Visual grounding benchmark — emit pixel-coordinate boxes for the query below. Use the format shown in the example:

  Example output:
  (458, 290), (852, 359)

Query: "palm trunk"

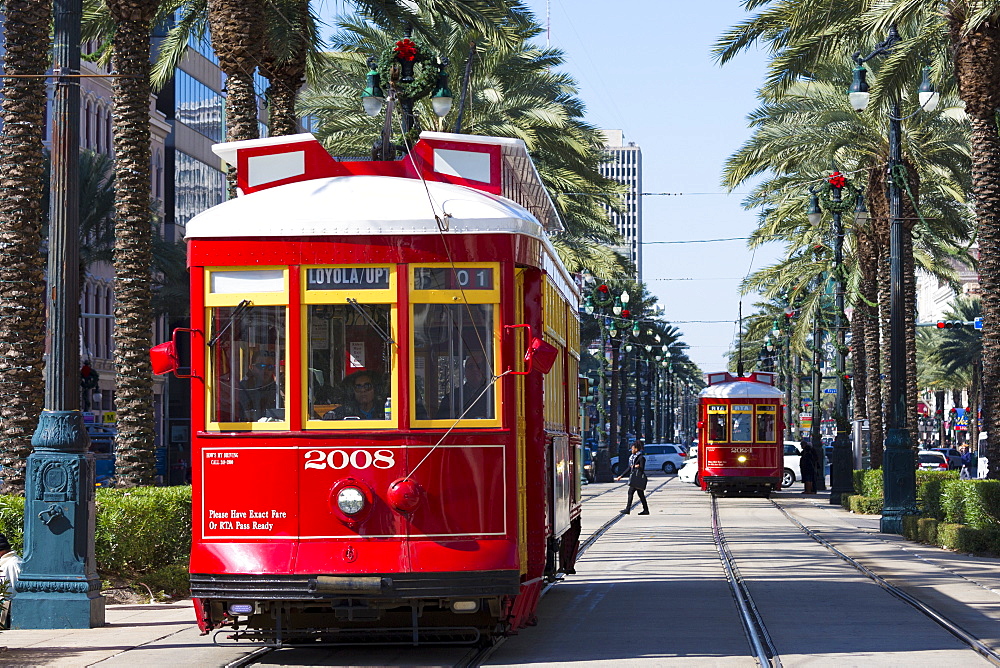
(208, 0), (265, 195)
(850, 309), (867, 419)
(0, 0), (52, 494)
(952, 10), (1000, 477)
(260, 0), (308, 137)
(110, 11), (158, 485)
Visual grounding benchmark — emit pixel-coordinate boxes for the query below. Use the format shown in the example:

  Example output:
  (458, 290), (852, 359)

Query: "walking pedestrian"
(960, 445), (977, 480)
(615, 441), (649, 515)
(0, 533), (22, 628)
(799, 443), (817, 494)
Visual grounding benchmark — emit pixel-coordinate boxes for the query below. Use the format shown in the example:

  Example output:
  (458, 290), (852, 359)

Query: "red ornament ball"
(621, 309), (631, 318)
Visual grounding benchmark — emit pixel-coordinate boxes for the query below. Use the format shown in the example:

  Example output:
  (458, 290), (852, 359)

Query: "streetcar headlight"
(337, 487), (366, 515)
(451, 600), (479, 613)
(737, 455), (747, 463)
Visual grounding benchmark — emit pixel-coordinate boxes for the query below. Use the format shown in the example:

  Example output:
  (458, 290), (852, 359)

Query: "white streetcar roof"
(185, 175), (546, 240)
(700, 381), (785, 400)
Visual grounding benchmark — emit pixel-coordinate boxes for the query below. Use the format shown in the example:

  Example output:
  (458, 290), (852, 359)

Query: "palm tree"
(715, 0), (1000, 474)
(105, 0), (161, 486)
(922, 296), (984, 442)
(722, 64), (971, 467)
(0, 0), (52, 494)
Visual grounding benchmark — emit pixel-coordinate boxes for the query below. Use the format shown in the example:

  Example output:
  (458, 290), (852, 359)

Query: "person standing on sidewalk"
(0, 533), (22, 628)
(960, 445), (977, 480)
(616, 441), (649, 515)
(799, 443), (817, 494)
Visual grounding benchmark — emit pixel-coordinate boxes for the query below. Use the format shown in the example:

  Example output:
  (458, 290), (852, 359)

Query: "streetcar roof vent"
(209, 132), (562, 234)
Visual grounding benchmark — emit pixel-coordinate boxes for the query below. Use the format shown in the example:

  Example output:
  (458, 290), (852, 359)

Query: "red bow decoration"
(597, 284), (609, 293)
(394, 39), (419, 62)
(828, 171), (846, 188)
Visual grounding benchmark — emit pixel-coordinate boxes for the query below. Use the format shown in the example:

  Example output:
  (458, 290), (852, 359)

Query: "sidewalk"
(4, 477), (1000, 666)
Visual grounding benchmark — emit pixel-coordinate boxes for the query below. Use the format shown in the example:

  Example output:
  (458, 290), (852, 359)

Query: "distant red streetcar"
(152, 132), (584, 645)
(696, 371), (785, 496)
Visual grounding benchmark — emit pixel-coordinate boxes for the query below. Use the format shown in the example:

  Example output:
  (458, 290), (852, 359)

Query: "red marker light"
(936, 322), (946, 329)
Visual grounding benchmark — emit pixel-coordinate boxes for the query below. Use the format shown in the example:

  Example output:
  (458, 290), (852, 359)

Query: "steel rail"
(771, 499), (1000, 667)
(228, 477), (674, 666)
(712, 497), (782, 668)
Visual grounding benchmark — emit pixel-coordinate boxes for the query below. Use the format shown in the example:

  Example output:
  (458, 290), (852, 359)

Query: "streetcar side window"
(731, 405), (753, 443)
(307, 304), (392, 422)
(409, 263), (500, 427)
(209, 305), (287, 426)
(413, 304), (495, 421)
(756, 406), (777, 442)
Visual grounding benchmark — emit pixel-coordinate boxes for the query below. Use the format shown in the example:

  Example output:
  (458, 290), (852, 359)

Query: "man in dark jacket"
(800, 443), (817, 494)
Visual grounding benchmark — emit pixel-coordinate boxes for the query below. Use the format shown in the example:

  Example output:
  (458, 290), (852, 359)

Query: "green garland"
(377, 38), (438, 101)
(814, 181), (861, 215)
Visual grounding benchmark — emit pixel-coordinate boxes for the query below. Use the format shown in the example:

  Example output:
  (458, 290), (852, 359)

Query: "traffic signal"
(936, 320), (969, 329)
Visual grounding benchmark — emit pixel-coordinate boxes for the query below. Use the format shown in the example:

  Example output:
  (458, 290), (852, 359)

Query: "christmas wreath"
(377, 37), (438, 101)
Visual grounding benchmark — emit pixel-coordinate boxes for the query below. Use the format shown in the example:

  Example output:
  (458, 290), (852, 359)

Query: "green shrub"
(137, 563), (191, 600)
(0, 495), (25, 551)
(902, 514), (919, 540)
(855, 470), (883, 498)
(917, 517), (939, 544)
(959, 481), (1000, 530)
(95, 486), (192, 573)
(841, 491), (852, 510)
(849, 495), (883, 514)
(852, 470), (866, 496)
(0, 486), (191, 578)
(915, 470), (958, 520)
(941, 480), (966, 524)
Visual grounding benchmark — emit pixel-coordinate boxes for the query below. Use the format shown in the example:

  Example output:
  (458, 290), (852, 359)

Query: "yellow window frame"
(205, 266), (289, 307)
(409, 262), (500, 304)
(302, 312), (400, 430)
(755, 405), (778, 443)
(302, 264), (396, 304)
(204, 267), (290, 431)
(409, 263), (502, 428)
(707, 404), (728, 443)
(730, 404), (754, 443)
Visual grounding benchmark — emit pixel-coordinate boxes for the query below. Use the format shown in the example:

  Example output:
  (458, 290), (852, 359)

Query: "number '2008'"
(303, 449), (395, 470)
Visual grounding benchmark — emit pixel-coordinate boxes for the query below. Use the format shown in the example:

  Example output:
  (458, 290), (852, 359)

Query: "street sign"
(975, 317), (984, 330)
(102, 411), (117, 424)
(823, 388), (837, 393)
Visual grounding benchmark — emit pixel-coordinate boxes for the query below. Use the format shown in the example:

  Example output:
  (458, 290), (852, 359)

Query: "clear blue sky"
(312, 0), (781, 373)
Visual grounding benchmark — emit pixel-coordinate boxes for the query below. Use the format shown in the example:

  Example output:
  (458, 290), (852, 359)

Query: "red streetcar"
(152, 131), (584, 645)
(696, 371), (785, 496)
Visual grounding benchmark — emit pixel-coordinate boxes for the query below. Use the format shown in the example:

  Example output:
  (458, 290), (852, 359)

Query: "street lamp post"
(17, 0), (105, 628)
(849, 26), (938, 532)
(808, 172), (859, 504)
(362, 33), (452, 160)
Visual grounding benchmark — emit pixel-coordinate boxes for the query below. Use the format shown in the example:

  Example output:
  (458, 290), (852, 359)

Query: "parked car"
(781, 442), (802, 488)
(678, 455), (699, 484)
(930, 447), (962, 470)
(917, 450), (950, 471)
(611, 443), (686, 475)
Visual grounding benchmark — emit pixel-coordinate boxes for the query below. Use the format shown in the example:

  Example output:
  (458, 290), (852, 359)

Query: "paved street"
(4, 476), (1000, 666)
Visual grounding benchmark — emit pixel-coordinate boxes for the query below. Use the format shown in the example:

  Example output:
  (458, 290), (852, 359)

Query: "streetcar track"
(711, 496), (781, 668)
(230, 478), (671, 667)
(770, 498), (1000, 666)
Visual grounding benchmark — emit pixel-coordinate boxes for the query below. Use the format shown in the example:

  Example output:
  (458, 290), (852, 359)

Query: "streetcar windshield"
(307, 304), (392, 422)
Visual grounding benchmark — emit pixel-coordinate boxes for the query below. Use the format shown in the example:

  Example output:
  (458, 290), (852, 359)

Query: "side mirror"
(150, 328), (196, 378)
(504, 324), (560, 375)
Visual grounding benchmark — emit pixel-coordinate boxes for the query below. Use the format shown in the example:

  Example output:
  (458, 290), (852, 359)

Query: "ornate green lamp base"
(880, 427), (918, 535)
(12, 411), (105, 629)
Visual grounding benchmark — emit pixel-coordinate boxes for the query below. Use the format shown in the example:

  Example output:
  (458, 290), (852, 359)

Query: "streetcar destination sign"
(306, 266), (390, 290)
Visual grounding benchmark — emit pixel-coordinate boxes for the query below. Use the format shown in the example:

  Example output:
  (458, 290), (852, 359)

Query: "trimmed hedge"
(843, 471), (1000, 556)
(0, 486), (191, 576)
(848, 495), (883, 514)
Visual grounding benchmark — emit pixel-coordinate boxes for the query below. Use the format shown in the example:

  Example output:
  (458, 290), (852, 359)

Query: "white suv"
(782, 442), (803, 487)
(611, 443), (687, 475)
